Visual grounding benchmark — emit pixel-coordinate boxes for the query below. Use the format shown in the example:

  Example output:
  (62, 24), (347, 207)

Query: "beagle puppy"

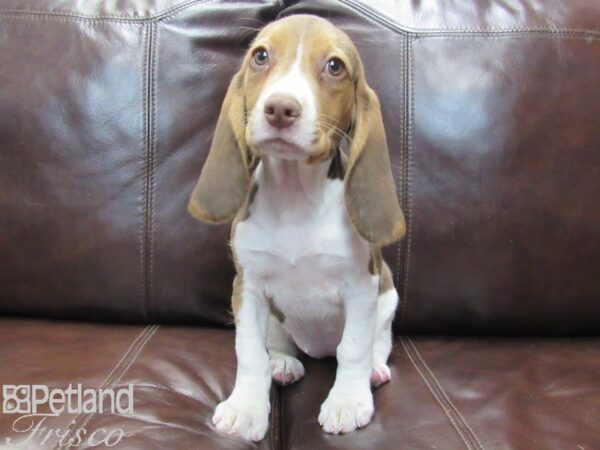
(188, 15), (405, 441)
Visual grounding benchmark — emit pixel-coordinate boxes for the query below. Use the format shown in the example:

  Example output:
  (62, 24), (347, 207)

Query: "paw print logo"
(2, 385), (31, 414)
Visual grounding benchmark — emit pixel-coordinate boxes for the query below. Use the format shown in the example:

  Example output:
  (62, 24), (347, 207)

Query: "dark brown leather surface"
(402, 31), (600, 336)
(149, 0), (280, 326)
(283, 336), (600, 450)
(0, 0), (280, 326)
(281, 0), (600, 335)
(328, 0), (600, 32)
(0, 318), (273, 449)
(4, 318), (596, 449)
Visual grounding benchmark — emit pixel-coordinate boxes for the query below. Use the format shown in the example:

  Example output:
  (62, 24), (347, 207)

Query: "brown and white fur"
(188, 15), (405, 442)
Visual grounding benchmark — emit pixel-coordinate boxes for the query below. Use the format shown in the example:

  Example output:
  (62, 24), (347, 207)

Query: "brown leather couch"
(1, 1), (598, 449)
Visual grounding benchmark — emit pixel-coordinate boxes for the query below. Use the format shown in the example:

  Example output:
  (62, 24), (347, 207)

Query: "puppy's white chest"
(235, 178), (356, 285)
(233, 175), (367, 357)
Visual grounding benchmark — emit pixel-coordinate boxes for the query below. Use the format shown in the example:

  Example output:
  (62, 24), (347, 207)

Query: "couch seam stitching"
(54, 326), (148, 450)
(400, 337), (472, 450)
(281, 384), (286, 450)
(413, 33), (600, 41)
(142, 22), (152, 321)
(140, 21), (157, 322)
(339, 0), (600, 37)
(0, 0), (214, 22)
(148, 21), (158, 321)
(413, 30), (600, 37)
(394, 33), (406, 303)
(139, 24), (149, 321)
(66, 325), (160, 449)
(270, 387), (276, 450)
(0, 15), (140, 24)
(408, 338), (485, 450)
(53, 325), (158, 450)
(272, 384), (286, 450)
(399, 37), (413, 331)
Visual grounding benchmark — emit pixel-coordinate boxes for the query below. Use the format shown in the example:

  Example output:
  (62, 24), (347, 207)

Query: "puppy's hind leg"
(267, 314), (305, 386)
(371, 287), (398, 388)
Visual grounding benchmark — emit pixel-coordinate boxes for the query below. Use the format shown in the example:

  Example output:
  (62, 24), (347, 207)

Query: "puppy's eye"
(325, 58), (345, 77)
(252, 48), (269, 67)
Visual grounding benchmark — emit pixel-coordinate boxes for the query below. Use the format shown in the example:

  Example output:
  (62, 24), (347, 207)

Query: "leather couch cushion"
(282, 336), (600, 449)
(0, 318), (272, 450)
(1, 319), (599, 448)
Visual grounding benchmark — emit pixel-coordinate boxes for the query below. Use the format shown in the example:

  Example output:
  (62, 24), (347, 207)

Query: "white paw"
(212, 395), (270, 442)
(318, 386), (374, 434)
(370, 362), (391, 388)
(270, 353), (305, 386)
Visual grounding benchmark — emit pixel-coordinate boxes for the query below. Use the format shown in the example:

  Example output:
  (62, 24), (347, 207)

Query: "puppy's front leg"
(319, 276), (378, 434)
(212, 282), (271, 442)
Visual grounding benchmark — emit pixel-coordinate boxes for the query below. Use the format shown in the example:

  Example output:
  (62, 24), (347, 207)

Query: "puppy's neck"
(262, 155), (331, 201)
(258, 154), (336, 221)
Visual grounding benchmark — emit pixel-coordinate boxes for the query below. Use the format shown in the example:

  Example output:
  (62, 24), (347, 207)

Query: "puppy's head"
(189, 15), (405, 246)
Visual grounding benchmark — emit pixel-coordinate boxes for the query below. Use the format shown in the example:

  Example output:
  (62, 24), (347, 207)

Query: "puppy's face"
(243, 15), (358, 162)
(189, 14), (405, 246)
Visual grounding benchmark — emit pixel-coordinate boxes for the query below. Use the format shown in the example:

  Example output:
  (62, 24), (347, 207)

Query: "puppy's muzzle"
(264, 94), (302, 129)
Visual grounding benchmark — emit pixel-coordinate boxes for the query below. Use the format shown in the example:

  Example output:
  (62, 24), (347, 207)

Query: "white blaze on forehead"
(252, 33), (317, 151)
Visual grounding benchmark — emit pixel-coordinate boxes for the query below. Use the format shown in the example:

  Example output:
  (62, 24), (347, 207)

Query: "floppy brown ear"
(188, 70), (250, 224)
(344, 74), (405, 246)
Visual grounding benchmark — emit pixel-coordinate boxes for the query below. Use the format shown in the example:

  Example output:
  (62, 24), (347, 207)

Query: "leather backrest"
(291, 0), (599, 335)
(1, 0), (598, 334)
(0, 0), (280, 325)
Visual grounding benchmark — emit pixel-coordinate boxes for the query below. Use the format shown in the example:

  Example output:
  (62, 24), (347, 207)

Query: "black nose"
(264, 94), (302, 129)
